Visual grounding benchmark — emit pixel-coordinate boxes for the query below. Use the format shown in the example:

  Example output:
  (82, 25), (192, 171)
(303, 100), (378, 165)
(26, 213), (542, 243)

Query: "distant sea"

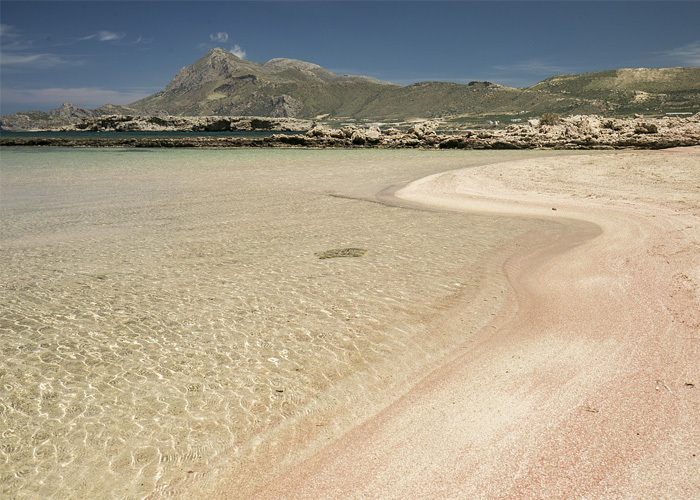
(0, 130), (298, 139)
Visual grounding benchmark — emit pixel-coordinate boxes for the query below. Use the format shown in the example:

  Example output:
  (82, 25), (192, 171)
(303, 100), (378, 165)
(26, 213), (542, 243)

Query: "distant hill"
(525, 67), (700, 116)
(130, 48), (396, 118)
(2, 48), (699, 130)
(130, 50), (700, 119)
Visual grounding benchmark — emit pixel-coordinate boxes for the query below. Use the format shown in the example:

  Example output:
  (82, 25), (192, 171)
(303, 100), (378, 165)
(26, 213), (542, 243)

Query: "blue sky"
(1, 1), (699, 114)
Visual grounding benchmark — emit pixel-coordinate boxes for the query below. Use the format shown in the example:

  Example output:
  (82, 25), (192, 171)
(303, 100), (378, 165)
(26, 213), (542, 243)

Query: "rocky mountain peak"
(264, 58), (324, 71)
(49, 102), (92, 119)
(117, 50), (700, 121)
(164, 48), (257, 93)
(201, 47), (248, 72)
(207, 47), (244, 63)
(262, 57), (346, 83)
(209, 47), (229, 55)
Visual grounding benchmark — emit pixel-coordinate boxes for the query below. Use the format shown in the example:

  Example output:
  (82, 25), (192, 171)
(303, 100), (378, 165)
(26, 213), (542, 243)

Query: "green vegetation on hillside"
(131, 51), (700, 121)
(2, 49), (699, 130)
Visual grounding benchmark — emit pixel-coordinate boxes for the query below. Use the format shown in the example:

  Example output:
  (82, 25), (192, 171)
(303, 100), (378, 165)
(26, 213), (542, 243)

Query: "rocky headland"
(64, 114), (314, 132)
(300, 114), (700, 149)
(2, 113), (699, 150)
(0, 111), (313, 133)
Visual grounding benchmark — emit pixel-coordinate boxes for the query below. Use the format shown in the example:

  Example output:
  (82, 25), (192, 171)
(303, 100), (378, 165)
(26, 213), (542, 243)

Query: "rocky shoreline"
(0, 106), (315, 132)
(2, 114), (699, 150)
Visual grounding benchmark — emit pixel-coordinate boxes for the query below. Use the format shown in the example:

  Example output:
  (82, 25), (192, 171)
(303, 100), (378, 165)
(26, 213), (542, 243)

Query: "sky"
(1, 0), (699, 114)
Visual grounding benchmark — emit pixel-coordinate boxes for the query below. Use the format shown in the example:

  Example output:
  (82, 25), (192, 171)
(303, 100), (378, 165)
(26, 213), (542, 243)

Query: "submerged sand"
(1, 149), (575, 499)
(244, 147), (700, 499)
(2, 147), (698, 499)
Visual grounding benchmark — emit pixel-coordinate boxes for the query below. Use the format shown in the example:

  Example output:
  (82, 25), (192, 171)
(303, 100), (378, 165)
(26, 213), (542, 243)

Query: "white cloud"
(79, 30), (125, 42)
(210, 32), (229, 43)
(0, 24), (33, 51)
(662, 41), (700, 66)
(0, 53), (78, 69)
(230, 44), (246, 59)
(0, 25), (74, 69)
(201, 33), (245, 58)
(130, 36), (151, 45)
(2, 87), (154, 109)
(0, 23), (19, 38)
(97, 30), (124, 42)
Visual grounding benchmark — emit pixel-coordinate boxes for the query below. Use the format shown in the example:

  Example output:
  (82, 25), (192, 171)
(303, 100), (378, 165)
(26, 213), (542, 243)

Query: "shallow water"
(1, 148), (567, 499)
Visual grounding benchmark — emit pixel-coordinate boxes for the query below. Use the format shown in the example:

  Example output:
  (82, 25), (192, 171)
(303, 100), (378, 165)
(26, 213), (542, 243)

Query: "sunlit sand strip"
(247, 147), (700, 499)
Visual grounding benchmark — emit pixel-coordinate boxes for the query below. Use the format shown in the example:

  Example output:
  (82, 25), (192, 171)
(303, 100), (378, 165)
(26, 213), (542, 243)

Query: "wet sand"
(2, 148), (580, 499)
(4, 147), (697, 499)
(244, 147), (700, 499)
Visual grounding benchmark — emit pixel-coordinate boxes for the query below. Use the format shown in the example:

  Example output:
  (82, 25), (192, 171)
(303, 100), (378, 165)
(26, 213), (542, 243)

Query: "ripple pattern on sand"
(1, 148), (556, 499)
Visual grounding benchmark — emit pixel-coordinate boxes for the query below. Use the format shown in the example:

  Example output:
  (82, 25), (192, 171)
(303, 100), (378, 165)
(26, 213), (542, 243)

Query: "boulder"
(365, 126), (382, 143)
(408, 120), (439, 139)
(306, 124), (333, 137)
(634, 122), (659, 134)
(350, 130), (366, 145)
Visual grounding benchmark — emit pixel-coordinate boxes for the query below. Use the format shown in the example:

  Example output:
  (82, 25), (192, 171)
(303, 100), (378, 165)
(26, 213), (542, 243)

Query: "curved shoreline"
(245, 148), (700, 498)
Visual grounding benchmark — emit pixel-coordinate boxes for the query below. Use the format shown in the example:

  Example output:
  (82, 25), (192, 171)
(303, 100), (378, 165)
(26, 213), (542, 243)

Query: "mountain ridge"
(129, 49), (700, 119)
(2, 48), (699, 130)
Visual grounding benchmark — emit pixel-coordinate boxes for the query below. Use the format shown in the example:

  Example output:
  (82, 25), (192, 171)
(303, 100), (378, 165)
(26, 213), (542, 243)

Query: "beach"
(2, 147), (698, 499)
(244, 147), (700, 499)
(0, 148), (568, 498)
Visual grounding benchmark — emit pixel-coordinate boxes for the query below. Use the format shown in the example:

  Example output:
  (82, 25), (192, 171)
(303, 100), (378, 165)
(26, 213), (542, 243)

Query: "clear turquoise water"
(0, 130), (296, 139)
(1, 147), (563, 498)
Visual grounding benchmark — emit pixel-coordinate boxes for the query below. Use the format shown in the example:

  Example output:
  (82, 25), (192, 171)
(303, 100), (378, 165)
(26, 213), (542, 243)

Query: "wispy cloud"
(0, 23), (32, 51)
(230, 44), (246, 59)
(1, 24), (77, 69)
(1, 24), (148, 72)
(199, 32), (247, 59)
(661, 40), (700, 66)
(2, 87), (154, 109)
(79, 30), (126, 42)
(210, 32), (229, 43)
(0, 23), (20, 38)
(130, 35), (152, 46)
(0, 53), (80, 69)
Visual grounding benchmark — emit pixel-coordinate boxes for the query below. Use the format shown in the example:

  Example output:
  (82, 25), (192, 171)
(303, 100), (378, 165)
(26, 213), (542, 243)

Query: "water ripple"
(1, 148), (555, 499)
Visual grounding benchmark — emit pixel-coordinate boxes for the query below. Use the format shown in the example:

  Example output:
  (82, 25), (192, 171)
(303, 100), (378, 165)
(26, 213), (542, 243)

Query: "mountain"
(130, 49), (538, 120)
(2, 49), (699, 130)
(130, 48), (395, 118)
(525, 67), (700, 115)
(129, 49), (700, 120)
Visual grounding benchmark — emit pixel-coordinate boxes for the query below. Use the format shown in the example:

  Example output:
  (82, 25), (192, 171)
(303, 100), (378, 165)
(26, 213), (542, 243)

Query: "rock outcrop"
(62, 114), (313, 132)
(49, 103), (93, 120)
(3, 114), (698, 150)
(297, 114), (700, 150)
(0, 102), (138, 131)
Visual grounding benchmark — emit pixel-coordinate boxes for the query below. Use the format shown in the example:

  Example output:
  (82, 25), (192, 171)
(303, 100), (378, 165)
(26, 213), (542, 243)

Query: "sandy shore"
(4, 148), (697, 498)
(244, 147), (700, 499)
(2, 149), (572, 499)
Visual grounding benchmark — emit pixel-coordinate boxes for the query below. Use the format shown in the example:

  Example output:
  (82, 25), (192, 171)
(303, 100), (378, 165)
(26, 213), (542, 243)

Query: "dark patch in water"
(315, 248), (367, 259)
